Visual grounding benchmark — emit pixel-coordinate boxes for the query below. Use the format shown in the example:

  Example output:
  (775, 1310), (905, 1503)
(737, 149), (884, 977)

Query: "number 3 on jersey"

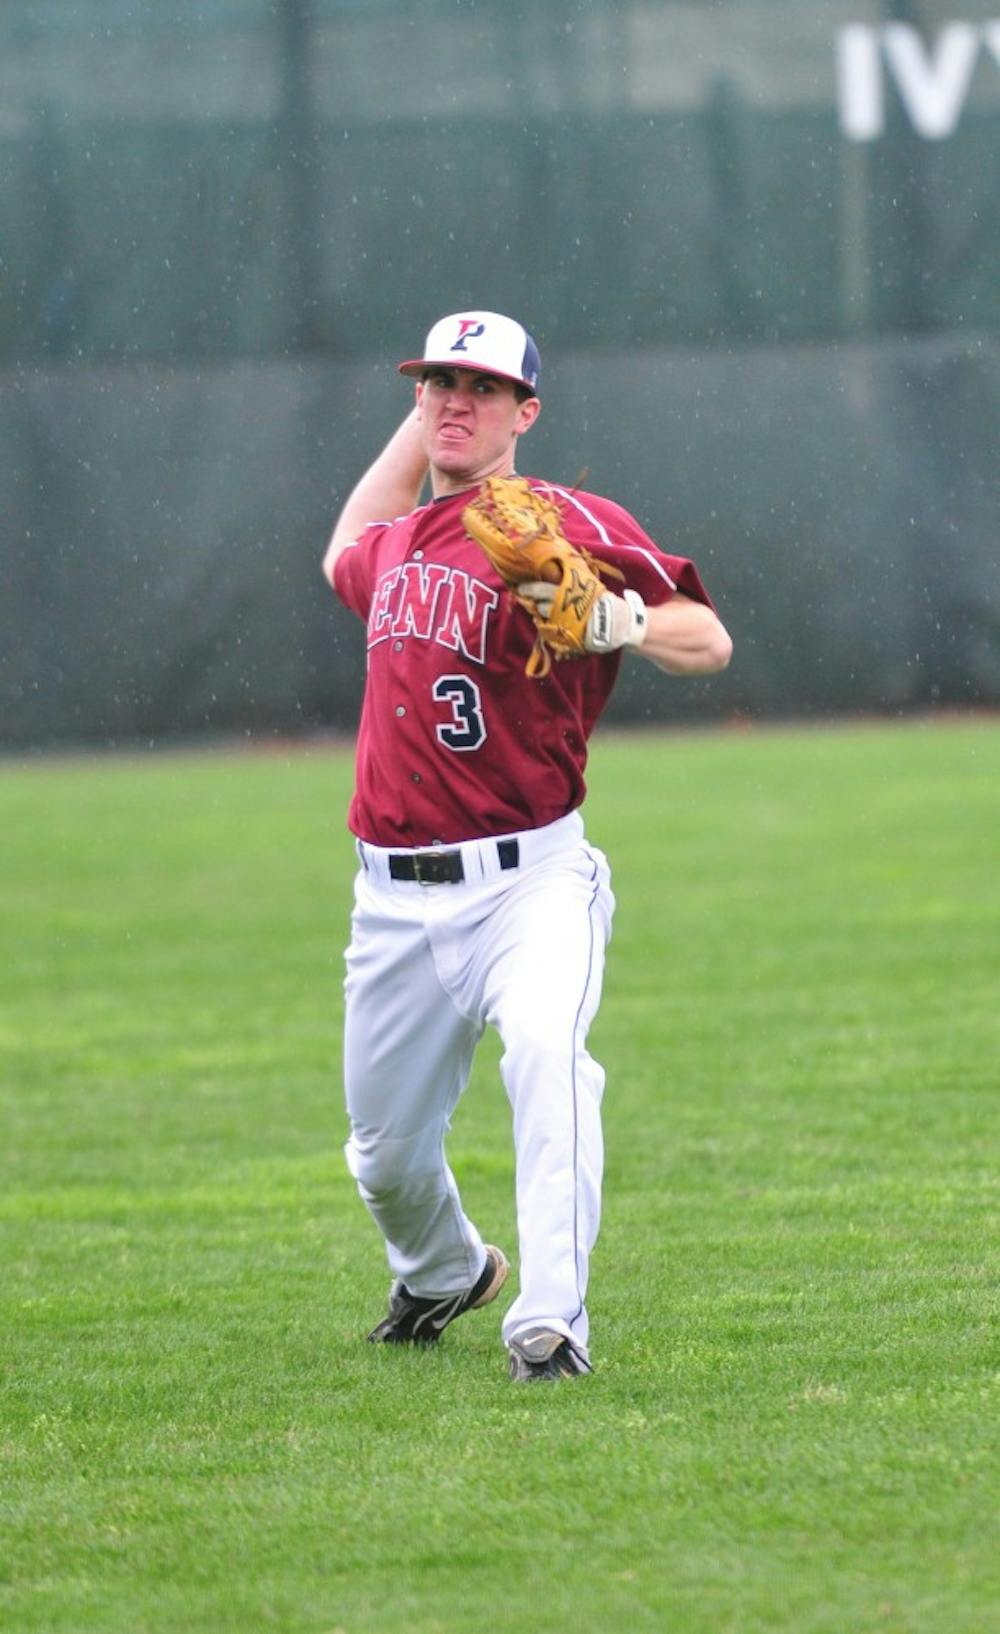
(432, 675), (487, 752)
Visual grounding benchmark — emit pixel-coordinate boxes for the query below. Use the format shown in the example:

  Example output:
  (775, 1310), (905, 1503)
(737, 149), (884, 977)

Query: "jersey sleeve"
(538, 484), (716, 611)
(331, 521), (388, 621)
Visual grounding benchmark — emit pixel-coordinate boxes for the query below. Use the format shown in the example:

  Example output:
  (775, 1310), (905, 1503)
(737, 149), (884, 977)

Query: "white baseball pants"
(342, 810), (614, 1358)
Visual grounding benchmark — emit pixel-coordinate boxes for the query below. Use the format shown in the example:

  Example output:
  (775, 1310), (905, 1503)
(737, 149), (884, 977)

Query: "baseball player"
(323, 311), (731, 1382)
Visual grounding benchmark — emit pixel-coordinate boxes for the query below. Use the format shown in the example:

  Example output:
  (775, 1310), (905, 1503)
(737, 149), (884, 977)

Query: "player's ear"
(414, 381), (425, 415)
(515, 396), (541, 435)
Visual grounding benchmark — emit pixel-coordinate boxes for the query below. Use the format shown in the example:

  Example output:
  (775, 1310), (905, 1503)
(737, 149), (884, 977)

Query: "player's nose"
(443, 377), (475, 410)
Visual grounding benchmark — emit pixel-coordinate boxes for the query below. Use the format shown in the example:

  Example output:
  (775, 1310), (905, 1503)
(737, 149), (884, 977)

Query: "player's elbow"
(703, 622), (733, 673)
(647, 600), (733, 675)
(665, 618), (732, 675)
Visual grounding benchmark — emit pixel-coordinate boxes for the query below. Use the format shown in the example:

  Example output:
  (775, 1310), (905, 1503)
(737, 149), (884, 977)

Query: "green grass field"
(2, 719), (997, 1634)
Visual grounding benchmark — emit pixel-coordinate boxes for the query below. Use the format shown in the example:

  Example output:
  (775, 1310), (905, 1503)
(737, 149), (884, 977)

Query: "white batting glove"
(585, 588), (649, 653)
(518, 583), (649, 654)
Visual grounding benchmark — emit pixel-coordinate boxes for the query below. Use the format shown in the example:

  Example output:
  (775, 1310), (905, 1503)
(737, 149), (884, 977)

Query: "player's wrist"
(620, 589), (649, 648)
(587, 589), (649, 654)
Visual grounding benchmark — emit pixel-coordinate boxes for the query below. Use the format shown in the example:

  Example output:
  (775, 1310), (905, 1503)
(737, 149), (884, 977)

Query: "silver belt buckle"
(412, 848), (464, 885)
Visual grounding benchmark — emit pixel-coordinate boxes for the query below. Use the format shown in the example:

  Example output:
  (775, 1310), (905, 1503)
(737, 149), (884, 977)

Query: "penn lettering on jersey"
(368, 561), (500, 665)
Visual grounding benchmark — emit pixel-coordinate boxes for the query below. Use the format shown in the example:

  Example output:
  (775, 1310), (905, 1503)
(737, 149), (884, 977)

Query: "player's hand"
(517, 580), (559, 618)
(519, 578), (653, 647)
(519, 583), (648, 654)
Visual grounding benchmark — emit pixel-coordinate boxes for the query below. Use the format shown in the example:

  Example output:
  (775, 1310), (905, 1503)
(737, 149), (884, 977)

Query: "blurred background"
(1, 0), (997, 751)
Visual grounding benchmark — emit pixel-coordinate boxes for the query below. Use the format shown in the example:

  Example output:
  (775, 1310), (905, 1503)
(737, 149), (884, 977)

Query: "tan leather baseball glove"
(462, 475), (624, 677)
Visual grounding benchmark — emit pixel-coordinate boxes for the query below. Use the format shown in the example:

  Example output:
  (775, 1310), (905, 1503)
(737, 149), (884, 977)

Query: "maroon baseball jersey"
(332, 480), (713, 846)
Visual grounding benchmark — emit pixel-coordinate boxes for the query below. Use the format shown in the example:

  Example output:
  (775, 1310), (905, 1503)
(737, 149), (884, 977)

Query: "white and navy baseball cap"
(399, 311), (541, 395)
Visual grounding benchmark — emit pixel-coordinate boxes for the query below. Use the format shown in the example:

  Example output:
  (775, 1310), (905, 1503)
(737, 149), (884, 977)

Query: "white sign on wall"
(837, 21), (1000, 139)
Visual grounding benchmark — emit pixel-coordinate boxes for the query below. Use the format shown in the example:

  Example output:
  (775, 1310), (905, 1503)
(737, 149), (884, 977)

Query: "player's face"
(416, 368), (540, 493)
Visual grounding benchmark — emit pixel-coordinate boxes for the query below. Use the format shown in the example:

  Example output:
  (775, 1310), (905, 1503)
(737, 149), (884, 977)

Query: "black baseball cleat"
(367, 1245), (509, 1344)
(507, 1327), (594, 1383)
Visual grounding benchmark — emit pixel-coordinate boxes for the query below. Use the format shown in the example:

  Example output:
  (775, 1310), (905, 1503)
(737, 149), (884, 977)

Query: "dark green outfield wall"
(2, 1), (997, 746)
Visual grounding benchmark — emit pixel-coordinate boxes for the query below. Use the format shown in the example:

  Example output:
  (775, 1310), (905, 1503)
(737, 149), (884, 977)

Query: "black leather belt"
(388, 838), (520, 885)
